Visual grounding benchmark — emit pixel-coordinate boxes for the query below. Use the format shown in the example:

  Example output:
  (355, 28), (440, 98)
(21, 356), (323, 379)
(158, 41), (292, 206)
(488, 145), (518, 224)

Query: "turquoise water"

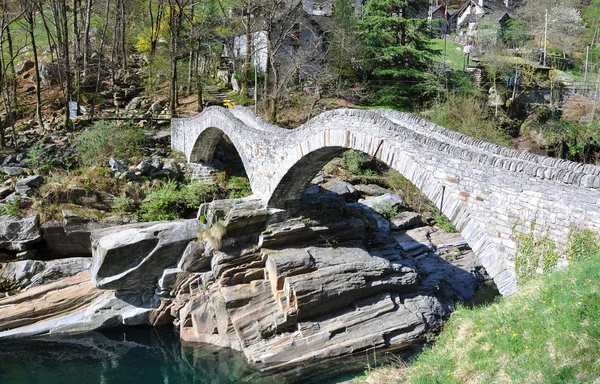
(0, 326), (418, 384)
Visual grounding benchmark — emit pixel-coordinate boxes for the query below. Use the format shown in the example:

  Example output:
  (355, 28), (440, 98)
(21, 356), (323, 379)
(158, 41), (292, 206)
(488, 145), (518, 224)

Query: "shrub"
(25, 140), (50, 172)
(341, 150), (365, 175)
(566, 225), (600, 262)
(424, 93), (510, 146)
(432, 210), (457, 233)
(213, 172), (251, 199)
(137, 180), (215, 222)
(75, 121), (145, 167)
(0, 198), (22, 218)
(514, 219), (560, 285)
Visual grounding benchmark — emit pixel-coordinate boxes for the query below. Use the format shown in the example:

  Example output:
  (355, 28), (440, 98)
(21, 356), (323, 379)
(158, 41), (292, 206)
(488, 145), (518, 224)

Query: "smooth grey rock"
(157, 267), (186, 297)
(16, 175), (44, 188)
(0, 286), (157, 340)
(354, 184), (393, 197)
(91, 220), (201, 291)
(119, 170), (140, 182)
(0, 166), (25, 177)
(321, 180), (357, 199)
(125, 96), (144, 110)
(0, 186), (14, 199)
(136, 161), (155, 175)
(178, 241), (210, 272)
(15, 60), (34, 75)
(0, 257), (91, 290)
(149, 169), (177, 179)
(108, 157), (127, 173)
(390, 211), (423, 230)
(163, 159), (179, 173)
(359, 193), (405, 215)
(148, 101), (163, 113)
(0, 215), (42, 251)
(41, 216), (109, 257)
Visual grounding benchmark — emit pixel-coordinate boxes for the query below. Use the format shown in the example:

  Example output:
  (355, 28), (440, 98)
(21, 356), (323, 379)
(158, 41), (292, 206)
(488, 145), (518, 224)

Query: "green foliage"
(502, 19), (531, 48)
(514, 219), (560, 285)
(432, 210), (457, 233)
(137, 179), (215, 222)
(359, 0), (437, 108)
(541, 119), (600, 163)
(75, 121), (145, 167)
(213, 172), (252, 199)
(341, 150), (365, 175)
(400, 254), (600, 383)
(112, 196), (134, 214)
(0, 198), (22, 218)
(384, 169), (430, 214)
(25, 140), (47, 169)
(0, 277), (16, 292)
(566, 225), (600, 263)
(328, 0), (362, 80)
(424, 93), (510, 147)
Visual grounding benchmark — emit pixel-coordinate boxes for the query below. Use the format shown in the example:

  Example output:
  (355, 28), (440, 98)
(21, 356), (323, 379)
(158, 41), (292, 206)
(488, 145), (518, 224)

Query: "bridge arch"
(173, 106), (600, 297)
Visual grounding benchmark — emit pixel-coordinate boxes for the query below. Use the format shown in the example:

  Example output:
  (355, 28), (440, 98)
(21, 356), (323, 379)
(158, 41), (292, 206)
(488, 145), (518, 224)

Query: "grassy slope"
(376, 255), (600, 383)
(430, 38), (465, 71)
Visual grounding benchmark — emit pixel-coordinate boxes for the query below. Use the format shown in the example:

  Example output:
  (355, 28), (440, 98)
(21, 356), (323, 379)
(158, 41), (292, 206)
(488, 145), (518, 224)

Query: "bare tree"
(20, 0), (44, 128)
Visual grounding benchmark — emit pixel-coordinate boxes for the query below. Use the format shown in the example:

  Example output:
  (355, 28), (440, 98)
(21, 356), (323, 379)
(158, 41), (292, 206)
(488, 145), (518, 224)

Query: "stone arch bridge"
(172, 106), (600, 296)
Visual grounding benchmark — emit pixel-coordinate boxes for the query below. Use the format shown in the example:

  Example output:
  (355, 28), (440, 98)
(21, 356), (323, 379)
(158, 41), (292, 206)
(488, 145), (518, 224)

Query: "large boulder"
(91, 220), (201, 291)
(0, 215), (42, 251)
(359, 193), (405, 216)
(321, 180), (358, 200)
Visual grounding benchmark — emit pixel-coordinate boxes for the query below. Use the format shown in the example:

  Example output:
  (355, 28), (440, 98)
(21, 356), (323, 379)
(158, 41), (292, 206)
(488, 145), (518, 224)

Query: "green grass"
(400, 251), (600, 383)
(430, 38), (466, 71)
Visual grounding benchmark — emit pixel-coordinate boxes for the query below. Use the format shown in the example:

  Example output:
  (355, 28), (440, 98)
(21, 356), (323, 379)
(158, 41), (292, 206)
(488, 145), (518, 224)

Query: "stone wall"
(172, 106), (600, 296)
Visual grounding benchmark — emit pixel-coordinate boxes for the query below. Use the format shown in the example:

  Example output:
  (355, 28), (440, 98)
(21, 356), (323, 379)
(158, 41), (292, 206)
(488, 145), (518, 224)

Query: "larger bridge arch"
(173, 106), (600, 296)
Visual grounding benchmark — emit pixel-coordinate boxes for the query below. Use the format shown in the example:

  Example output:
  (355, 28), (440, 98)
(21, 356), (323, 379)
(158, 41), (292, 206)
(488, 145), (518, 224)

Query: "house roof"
(457, 0), (513, 28)
(429, 6), (459, 16)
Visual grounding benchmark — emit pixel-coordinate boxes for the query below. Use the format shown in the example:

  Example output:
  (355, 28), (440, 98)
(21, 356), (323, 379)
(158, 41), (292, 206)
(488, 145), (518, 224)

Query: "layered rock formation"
(89, 194), (487, 368)
(0, 192), (489, 369)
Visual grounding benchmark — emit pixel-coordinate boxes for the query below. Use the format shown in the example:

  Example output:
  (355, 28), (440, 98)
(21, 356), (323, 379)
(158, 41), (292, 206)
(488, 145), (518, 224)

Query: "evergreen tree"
(359, 0), (437, 108)
(328, 0), (361, 79)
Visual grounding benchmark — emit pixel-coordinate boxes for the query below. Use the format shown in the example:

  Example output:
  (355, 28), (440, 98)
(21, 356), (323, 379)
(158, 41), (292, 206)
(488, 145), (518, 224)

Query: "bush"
(566, 225), (600, 262)
(137, 180), (215, 222)
(424, 93), (510, 146)
(75, 121), (145, 167)
(514, 219), (559, 286)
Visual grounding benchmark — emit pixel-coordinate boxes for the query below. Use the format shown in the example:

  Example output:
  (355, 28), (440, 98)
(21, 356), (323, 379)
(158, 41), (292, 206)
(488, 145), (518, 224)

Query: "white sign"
(69, 101), (78, 121)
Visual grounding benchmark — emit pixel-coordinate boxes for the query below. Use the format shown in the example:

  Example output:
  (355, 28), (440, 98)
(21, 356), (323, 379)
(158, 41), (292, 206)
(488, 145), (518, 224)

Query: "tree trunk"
(60, 0), (73, 130)
(83, 0), (93, 72)
(90, 0), (112, 121)
(241, 6), (251, 98)
(5, 23), (17, 109)
(120, 0), (126, 69)
(27, 11), (44, 128)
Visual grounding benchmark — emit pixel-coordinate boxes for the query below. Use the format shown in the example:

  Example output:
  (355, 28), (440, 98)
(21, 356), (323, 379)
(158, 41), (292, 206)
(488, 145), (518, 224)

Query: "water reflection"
(0, 326), (420, 384)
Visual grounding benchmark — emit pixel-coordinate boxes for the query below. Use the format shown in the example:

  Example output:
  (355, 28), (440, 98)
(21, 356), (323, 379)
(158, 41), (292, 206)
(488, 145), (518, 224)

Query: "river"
(0, 326), (423, 384)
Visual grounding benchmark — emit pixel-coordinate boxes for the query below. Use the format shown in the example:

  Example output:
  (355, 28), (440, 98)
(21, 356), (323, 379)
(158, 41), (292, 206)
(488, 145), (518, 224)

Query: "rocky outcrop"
(0, 215), (42, 251)
(0, 271), (158, 338)
(163, 196), (487, 369)
(91, 219), (200, 291)
(0, 194), (488, 369)
(0, 257), (91, 291)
